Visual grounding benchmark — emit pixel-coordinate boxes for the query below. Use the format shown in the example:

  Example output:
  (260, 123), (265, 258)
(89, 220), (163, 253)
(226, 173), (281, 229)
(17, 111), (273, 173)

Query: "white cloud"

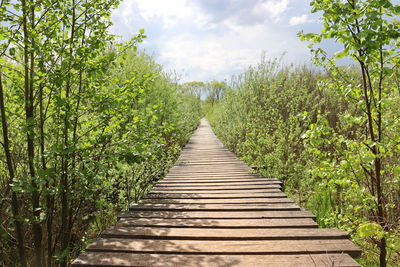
(289, 14), (310, 26)
(112, 0), (135, 26)
(158, 34), (260, 81)
(111, 0), (315, 82)
(157, 22), (308, 82)
(112, 0), (212, 29)
(138, 0), (185, 19)
(252, 0), (290, 22)
(136, 0), (191, 27)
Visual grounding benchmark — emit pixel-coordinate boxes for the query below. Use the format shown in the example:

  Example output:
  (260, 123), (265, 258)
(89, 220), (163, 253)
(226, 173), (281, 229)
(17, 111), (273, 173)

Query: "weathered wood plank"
(152, 185), (282, 190)
(84, 238), (362, 258)
(168, 169), (253, 172)
(171, 168), (250, 171)
(144, 192), (288, 198)
(116, 218), (318, 228)
(155, 182), (281, 187)
(149, 189), (283, 194)
(140, 197), (294, 204)
(118, 210), (316, 219)
(164, 174), (266, 177)
(158, 180), (281, 185)
(177, 159), (240, 162)
(72, 253), (361, 267)
(157, 182), (283, 187)
(100, 227), (349, 240)
(129, 203), (301, 212)
(162, 177), (273, 181)
(161, 178), (280, 183)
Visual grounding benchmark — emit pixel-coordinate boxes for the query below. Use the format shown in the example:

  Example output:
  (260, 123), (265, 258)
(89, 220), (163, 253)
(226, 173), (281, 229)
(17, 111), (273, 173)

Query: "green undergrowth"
(207, 56), (400, 266)
(0, 1), (203, 265)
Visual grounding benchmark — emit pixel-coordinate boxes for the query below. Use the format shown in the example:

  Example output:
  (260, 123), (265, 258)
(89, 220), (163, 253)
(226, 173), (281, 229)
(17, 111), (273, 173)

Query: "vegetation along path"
(72, 119), (361, 266)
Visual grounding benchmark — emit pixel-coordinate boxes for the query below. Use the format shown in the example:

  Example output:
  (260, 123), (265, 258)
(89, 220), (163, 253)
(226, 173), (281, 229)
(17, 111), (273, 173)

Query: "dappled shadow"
(72, 251), (360, 267)
(73, 251), (242, 267)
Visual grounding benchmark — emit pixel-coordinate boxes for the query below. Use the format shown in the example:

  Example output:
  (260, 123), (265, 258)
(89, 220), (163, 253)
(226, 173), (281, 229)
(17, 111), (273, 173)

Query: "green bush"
(0, 3), (200, 264)
(208, 56), (400, 265)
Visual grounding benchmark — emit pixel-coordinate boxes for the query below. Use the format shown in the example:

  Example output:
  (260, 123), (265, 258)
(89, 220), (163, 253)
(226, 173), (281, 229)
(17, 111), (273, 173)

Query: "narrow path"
(72, 119), (361, 267)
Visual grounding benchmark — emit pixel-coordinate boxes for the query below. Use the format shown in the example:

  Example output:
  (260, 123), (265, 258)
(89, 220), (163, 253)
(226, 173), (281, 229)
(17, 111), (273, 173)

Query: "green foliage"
(299, 0), (400, 266)
(181, 81), (206, 99)
(358, 223), (385, 239)
(210, 0), (400, 265)
(209, 53), (400, 266)
(0, 1), (200, 266)
(208, 57), (327, 194)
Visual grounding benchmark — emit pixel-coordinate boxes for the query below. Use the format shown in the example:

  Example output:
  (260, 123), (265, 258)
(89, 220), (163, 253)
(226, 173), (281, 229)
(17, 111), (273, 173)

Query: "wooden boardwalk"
(72, 119), (361, 267)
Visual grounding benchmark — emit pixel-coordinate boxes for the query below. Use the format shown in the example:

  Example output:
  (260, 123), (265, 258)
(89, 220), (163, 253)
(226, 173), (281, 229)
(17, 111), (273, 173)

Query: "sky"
(110, 0), (327, 83)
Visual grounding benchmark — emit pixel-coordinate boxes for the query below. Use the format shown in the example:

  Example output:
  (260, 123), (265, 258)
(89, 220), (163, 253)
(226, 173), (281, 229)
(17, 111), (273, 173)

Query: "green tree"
(207, 80), (229, 106)
(300, 0), (400, 265)
(0, 1), (200, 266)
(182, 81), (206, 99)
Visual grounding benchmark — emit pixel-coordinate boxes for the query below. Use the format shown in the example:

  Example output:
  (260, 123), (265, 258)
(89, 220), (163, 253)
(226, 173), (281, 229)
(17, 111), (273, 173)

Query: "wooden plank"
(157, 178), (282, 186)
(178, 155), (238, 157)
(100, 227), (349, 240)
(162, 177), (279, 181)
(174, 158), (243, 161)
(178, 157), (239, 160)
(178, 158), (240, 161)
(129, 203), (301, 212)
(177, 163), (249, 167)
(158, 180), (281, 185)
(169, 170), (251, 172)
(165, 173), (268, 176)
(169, 169), (251, 171)
(116, 218), (318, 228)
(154, 183), (281, 187)
(157, 182), (283, 186)
(169, 173), (260, 175)
(177, 159), (240, 162)
(166, 173), (256, 176)
(152, 185), (281, 190)
(118, 210), (316, 219)
(165, 174), (259, 177)
(72, 253), (361, 267)
(163, 177), (270, 181)
(144, 192), (288, 198)
(163, 176), (279, 180)
(178, 157), (241, 159)
(163, 175), (262, 178)
(140, 197), (294, 204)
(177, 161), (247, 164)
(157, 182), (282, 186)
(149, 189), (283, 194)
(181, 147), (229, 150)
(84, 238), (362, 258)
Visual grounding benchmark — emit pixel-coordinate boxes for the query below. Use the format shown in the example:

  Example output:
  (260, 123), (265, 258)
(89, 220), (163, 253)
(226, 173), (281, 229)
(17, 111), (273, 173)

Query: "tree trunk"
(0, 74), (28, 267)
(22, 0), (43, 265)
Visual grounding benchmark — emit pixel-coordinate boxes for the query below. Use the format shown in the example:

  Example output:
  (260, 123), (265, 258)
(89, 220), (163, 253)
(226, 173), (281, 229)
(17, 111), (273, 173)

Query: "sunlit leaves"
(0, 0), (200, 265)
(300, 0), (400, 265)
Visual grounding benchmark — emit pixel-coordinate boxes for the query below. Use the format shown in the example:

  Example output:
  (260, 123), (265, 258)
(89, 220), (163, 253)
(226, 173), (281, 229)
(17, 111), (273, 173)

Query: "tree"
(300, 1), (400, 266)
(0, 2), (200, 262)
(207, 80), (229, 105)
(182, 81), (206, 99)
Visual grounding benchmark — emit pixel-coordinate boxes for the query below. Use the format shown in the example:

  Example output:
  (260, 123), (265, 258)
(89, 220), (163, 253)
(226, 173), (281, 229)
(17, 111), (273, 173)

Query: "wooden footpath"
(72, 119), (361, 267)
